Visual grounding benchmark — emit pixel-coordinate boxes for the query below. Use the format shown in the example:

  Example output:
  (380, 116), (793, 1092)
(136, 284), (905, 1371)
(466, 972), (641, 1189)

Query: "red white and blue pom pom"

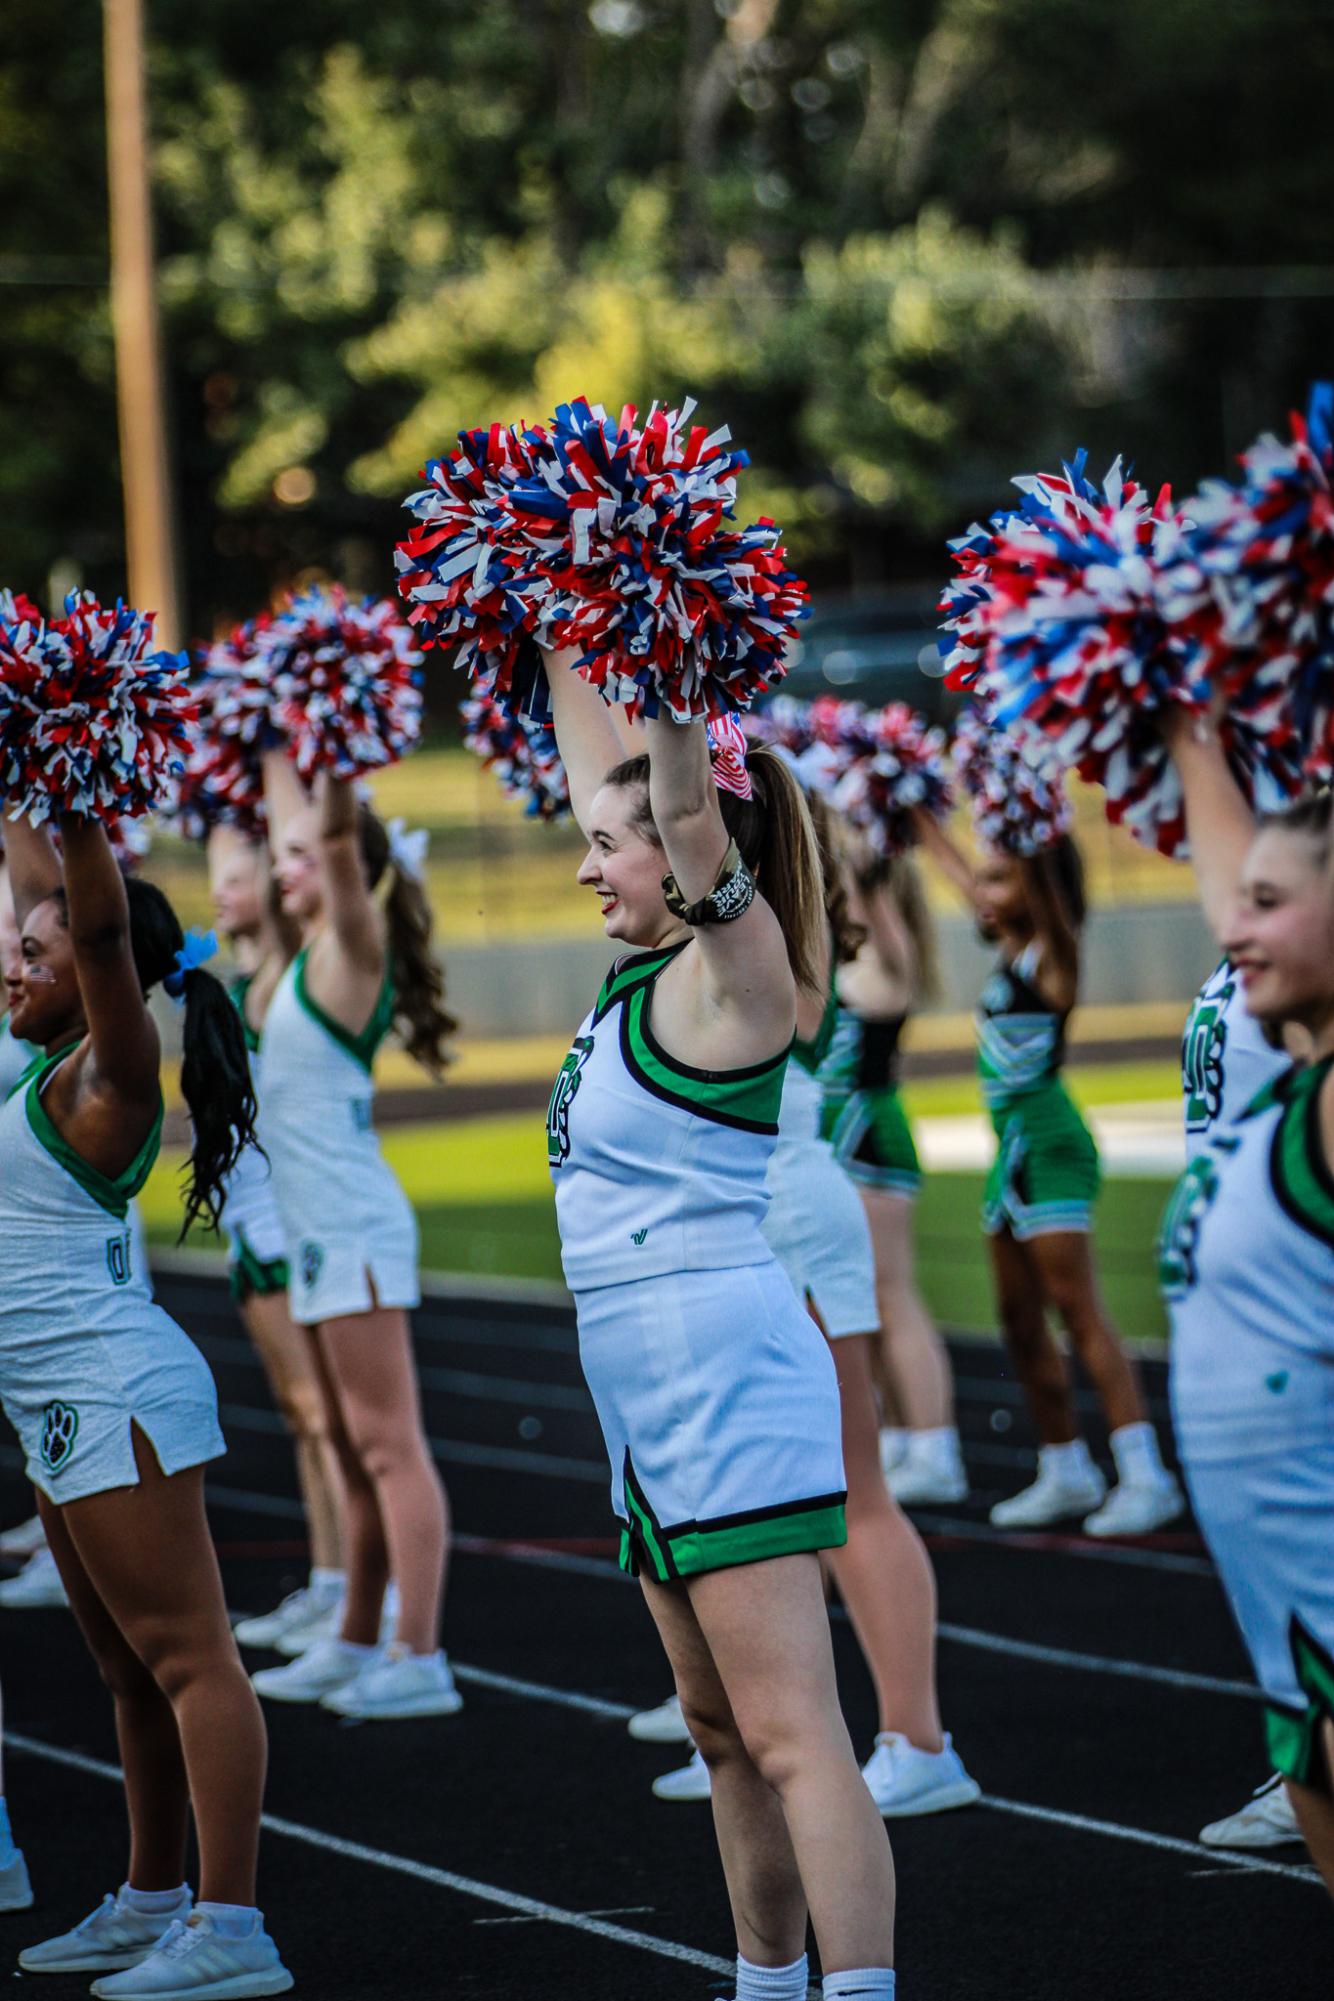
(161, 618), (276, 841)
(0, 591), (193, 824)
(1176, 383), (1334, 787)
(0, 588), (43, 627)
(459, 691), (570, 822)
(952, 697), (1072, 856)
(748, 692), (949, 852)
(265, 587), (424, 781)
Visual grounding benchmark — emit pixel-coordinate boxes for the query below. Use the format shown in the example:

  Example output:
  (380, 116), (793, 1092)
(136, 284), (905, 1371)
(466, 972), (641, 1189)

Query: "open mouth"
(598, 894), (619, 917)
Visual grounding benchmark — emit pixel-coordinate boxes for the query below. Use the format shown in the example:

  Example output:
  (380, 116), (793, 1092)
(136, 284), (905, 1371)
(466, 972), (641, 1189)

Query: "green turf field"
(143, 1091), (1178, 1342)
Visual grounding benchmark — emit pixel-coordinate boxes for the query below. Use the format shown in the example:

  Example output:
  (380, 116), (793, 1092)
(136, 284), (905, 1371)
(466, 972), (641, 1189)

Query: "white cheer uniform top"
(548, 941), (789, 1291)
(0, 1047), (166, 1339)
(1161, 1054), (1334, 1461)
(258, 946), (407, 1250)
(0, 1014), (38, 1101)
(1180, 958), (1286, 1154)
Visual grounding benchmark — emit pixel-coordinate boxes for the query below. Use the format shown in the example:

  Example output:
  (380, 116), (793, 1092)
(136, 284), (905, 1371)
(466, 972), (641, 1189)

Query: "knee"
(729, 1698), (829, 1795)
(93, 1641), (160, 1707)
(678, 1688), (742, 1770)
(355, 1422), (434, 1492)
(275, 1379), (332, 1445)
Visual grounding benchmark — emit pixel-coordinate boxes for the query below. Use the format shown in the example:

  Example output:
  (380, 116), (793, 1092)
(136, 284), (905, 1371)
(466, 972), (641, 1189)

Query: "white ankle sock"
(123, 1883), (189, 1914)
(1039, 1438), (1094, 1478)
(736, 1952), (808, 2001)
(823, 1972), (895, 2000)
(913, 1426), (962, 1464)
(0, 1796), (15, 1864)
(195, 1901), (259, 1939)
(1110, 1421), (1167, 1485)
(309, 1567), (345, 1598)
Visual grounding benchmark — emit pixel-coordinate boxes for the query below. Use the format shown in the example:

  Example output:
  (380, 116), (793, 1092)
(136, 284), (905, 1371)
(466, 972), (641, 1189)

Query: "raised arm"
(1022, 851), (1080, 1010)
(261, 749), (310, 852)
(1161, 706), (1255, 943)
(2, 813), (65, 926)
(911, 807), (978, 909)
(643, 713), (793, 1032)
(856, 871), (918, 989)
(542, 645), (627, 834)
(58, 816), (159, 1099)
(316, 772), (383, 974)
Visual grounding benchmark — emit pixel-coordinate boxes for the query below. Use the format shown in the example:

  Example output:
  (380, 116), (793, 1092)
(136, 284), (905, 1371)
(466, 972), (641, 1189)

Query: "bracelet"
(662, 839), (757, 927)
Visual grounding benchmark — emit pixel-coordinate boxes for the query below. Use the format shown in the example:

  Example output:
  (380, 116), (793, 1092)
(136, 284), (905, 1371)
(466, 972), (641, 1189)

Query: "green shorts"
(982, 1081), (1100, 1240)
(821, 1086), (922, 1198)
(228, 1232), (291, 1306)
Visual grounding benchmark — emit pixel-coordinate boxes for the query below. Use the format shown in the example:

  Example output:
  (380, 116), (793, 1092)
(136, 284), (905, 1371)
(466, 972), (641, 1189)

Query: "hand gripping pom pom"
(0, 592), (194, 825)
(1176, 382), (1334, 788)
(952, 696), (1073, 856)
(459, 690), (571, 822)
(264, 587), (424, 781)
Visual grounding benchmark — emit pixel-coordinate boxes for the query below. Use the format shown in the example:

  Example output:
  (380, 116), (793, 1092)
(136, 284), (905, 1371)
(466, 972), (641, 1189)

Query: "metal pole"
(103, 0), (182, 644)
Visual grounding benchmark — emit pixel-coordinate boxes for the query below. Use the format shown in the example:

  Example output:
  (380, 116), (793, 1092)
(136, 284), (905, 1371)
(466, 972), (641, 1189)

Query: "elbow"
(69, 916), (131, 961)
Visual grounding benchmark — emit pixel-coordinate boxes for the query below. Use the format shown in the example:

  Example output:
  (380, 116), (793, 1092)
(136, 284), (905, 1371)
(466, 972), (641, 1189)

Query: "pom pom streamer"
(0, 591), (193, 825)
(459, 691), (570, 822)
(265, 587), (424, 781)
(952, 697), (1073, 856)
(397, 398), (808, 723)
(165, 618), (275, 842)
(748, 692), (951, 853)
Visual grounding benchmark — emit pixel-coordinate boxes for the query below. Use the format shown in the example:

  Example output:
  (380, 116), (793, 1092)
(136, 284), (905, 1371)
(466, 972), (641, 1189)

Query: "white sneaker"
(652, 1748), (711, 1801)
(0, 1850), (33, 1912)
(887, 1432), (969, 1506)
(989, 1456), (1106, 1529)
(321, 1643), (464, 1719)
(19, 1884), (193, 1972)
(861, 1732), (982, 1817)
(1199, 1773), (1304, 1850)
(89, 1911), (292, 1999)
(878, 1428), (909, 1477)
(0, 1513), (48, 1559)
(627, 1694), (691, 1744)
(0, 1546), (69, 1608)
(250, 1635), (374, 1703)
(234, 1585), (342, 1653)
(1083, 1476), (1184, 1538)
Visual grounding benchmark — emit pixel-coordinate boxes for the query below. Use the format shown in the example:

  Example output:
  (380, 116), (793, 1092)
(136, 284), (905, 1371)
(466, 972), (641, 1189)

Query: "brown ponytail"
(357, 807), (458, 1075)
(802, 788), (866, 966)
(604, 745), (827, 994)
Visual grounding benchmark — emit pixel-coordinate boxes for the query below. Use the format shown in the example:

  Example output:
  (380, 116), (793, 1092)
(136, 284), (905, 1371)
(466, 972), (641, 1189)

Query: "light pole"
(103, 0), (182, 644)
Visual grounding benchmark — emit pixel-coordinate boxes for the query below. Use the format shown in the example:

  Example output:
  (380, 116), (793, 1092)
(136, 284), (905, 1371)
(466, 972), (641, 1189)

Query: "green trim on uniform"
(24, 1049), (162, 1220)
(620, 980), (786, 1134)
(229, 974), (262, 1055)
(1264, 1617), (1334, 1787)
(823, 1085), (922, 1195)
(792, 987), (838, 1075)
(292, 948), (394, 1073)
(617, 1452), (848, 1581)
(1269, 1057), (1334, 1252)
(228, 1228), (290, 1305)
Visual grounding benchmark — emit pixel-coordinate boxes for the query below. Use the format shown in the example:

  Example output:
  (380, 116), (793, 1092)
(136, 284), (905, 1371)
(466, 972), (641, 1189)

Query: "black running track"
(1, 1271), (1326, 2000)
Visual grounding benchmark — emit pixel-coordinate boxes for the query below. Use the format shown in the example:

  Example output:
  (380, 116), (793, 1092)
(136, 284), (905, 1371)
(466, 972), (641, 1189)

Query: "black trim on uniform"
(656, 1488), (849, 1541)
(637, 977), (792, 1086)
(623, 1450), (680, 1581)
(616, 1006), (780, 1135)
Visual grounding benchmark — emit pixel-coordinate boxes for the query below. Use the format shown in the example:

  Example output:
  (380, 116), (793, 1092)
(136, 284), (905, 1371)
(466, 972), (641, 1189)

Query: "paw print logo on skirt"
(39, 1402), (79, 1476)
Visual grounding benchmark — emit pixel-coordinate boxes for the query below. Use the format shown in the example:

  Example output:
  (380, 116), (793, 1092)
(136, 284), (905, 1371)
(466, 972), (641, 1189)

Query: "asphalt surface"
(0, 1272), (1327, 1999)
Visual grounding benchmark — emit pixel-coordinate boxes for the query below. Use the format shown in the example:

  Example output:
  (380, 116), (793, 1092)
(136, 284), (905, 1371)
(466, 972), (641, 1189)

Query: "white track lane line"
(979, 1794), (1320, 1887)
(452, 1663), (633, 1721)
(5, 1730), (733, 1980)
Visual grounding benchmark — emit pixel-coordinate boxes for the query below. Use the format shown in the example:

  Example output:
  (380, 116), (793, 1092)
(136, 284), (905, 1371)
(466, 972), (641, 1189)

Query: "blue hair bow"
(163, 928), (218, 1003)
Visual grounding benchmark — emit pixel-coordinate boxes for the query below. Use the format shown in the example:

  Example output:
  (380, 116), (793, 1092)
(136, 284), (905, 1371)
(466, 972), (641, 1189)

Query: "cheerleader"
(247, 757), (457, 1721)
(918, 815), (1181, 1534)
(207, 827), (348, 1660)
(546, 650), (897, 2001)
(1159, 789), (1334, 1897)
(651, 779), (979, 1822)
(822, 843), (966, 1503)
(1, 811), (290, 1997)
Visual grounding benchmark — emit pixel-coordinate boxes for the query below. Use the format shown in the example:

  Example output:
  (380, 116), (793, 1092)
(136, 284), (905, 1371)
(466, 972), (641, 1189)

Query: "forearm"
(2, 814), (64, 924)
(543, 645), (626, 830)
(913, 809), (976, 906)
(317, 771), (357, 841)
(262, 750), (309, 846)
(644, 715), (727, 901)
(58, 815), (130, 952)
(1163, 712), (1254, 941)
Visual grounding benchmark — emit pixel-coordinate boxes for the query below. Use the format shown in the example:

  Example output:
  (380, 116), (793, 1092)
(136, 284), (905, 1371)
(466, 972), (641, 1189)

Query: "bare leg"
(241, 1290), (345, 1574)
(640, 1573), (807, 1967)
(823, 1334), (943, 1750)
(42, 1434), (266, 1904)
(1286, 1720), (1334, 1901)
(861, 1188), (954, 1432)
(1027, 1231), (1147, 1434)
(990, 1228), (1079, 1445)
(314, 1306), (448, 1655)
(305, 1327), (388, 1645)
(688, 1553), (896, 1973)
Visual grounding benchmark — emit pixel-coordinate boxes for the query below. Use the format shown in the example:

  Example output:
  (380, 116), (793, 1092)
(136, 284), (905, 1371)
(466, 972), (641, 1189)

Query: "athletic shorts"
(1, 1308), (225, 1506)
(764, 1135), (879, 1338)
(1182, 1437), (1334, 1786)
(982, 1082), (1100, 1240)
(283, 1196), (421, 1327)
(573, 1259), (847, 1583)
(821, 1086), (922, 1198)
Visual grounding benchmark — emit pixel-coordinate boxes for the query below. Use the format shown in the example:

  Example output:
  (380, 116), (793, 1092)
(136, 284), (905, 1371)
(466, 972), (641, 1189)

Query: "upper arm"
(57, 821), (160, 1100)
(1024, 856), (1080, 1008)
(1165, 718), (1255, 941)
(862, 880), (916, 986)
(543, 646), (627, 835)
(316, 777), (384, 975)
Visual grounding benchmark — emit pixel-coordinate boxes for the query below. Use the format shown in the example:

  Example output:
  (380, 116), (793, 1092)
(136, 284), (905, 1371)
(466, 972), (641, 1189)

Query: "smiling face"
(210, 842), (266, 942)
(271, 807), (325, 927)
(1224, 826), (1334, 1034)
(575, 781), (679, 949)
(974, 846), (1030, 944)
(5, 896), (82, 1048)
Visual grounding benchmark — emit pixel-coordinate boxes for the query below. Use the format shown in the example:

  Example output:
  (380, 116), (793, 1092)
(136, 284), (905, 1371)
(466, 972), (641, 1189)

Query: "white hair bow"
(386, 817), (429, 882)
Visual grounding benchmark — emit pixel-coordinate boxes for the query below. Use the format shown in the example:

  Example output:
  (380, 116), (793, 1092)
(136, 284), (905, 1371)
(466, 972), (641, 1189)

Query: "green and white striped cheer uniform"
(260, 948), (419, 1326)
(549, 940), (847, 1582)
(976, 940), (1099, 1239)
(0, 1047), (224, 1503)
(817, 998), (922, 1198)
(1160, 1056), (1334, 1786)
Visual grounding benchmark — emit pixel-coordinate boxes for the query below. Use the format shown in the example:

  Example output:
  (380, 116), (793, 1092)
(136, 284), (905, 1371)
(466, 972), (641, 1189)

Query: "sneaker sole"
(1083, 1505), (1184, 1539)
(89, 1969), (294, 2001)
(627, 1720), (692, 1744)
(872, 1779), (983, 1819)
(20, 1948), (155, 1973)
(0, 1891), (34, 1914)
(1198, 1828), (1304, 1850)
(651, 1780), (711, 1801)
(250, 1679), (356, 1703)
(321, 1691), (465, 1719)
(989, 1498), (1105, 1528)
